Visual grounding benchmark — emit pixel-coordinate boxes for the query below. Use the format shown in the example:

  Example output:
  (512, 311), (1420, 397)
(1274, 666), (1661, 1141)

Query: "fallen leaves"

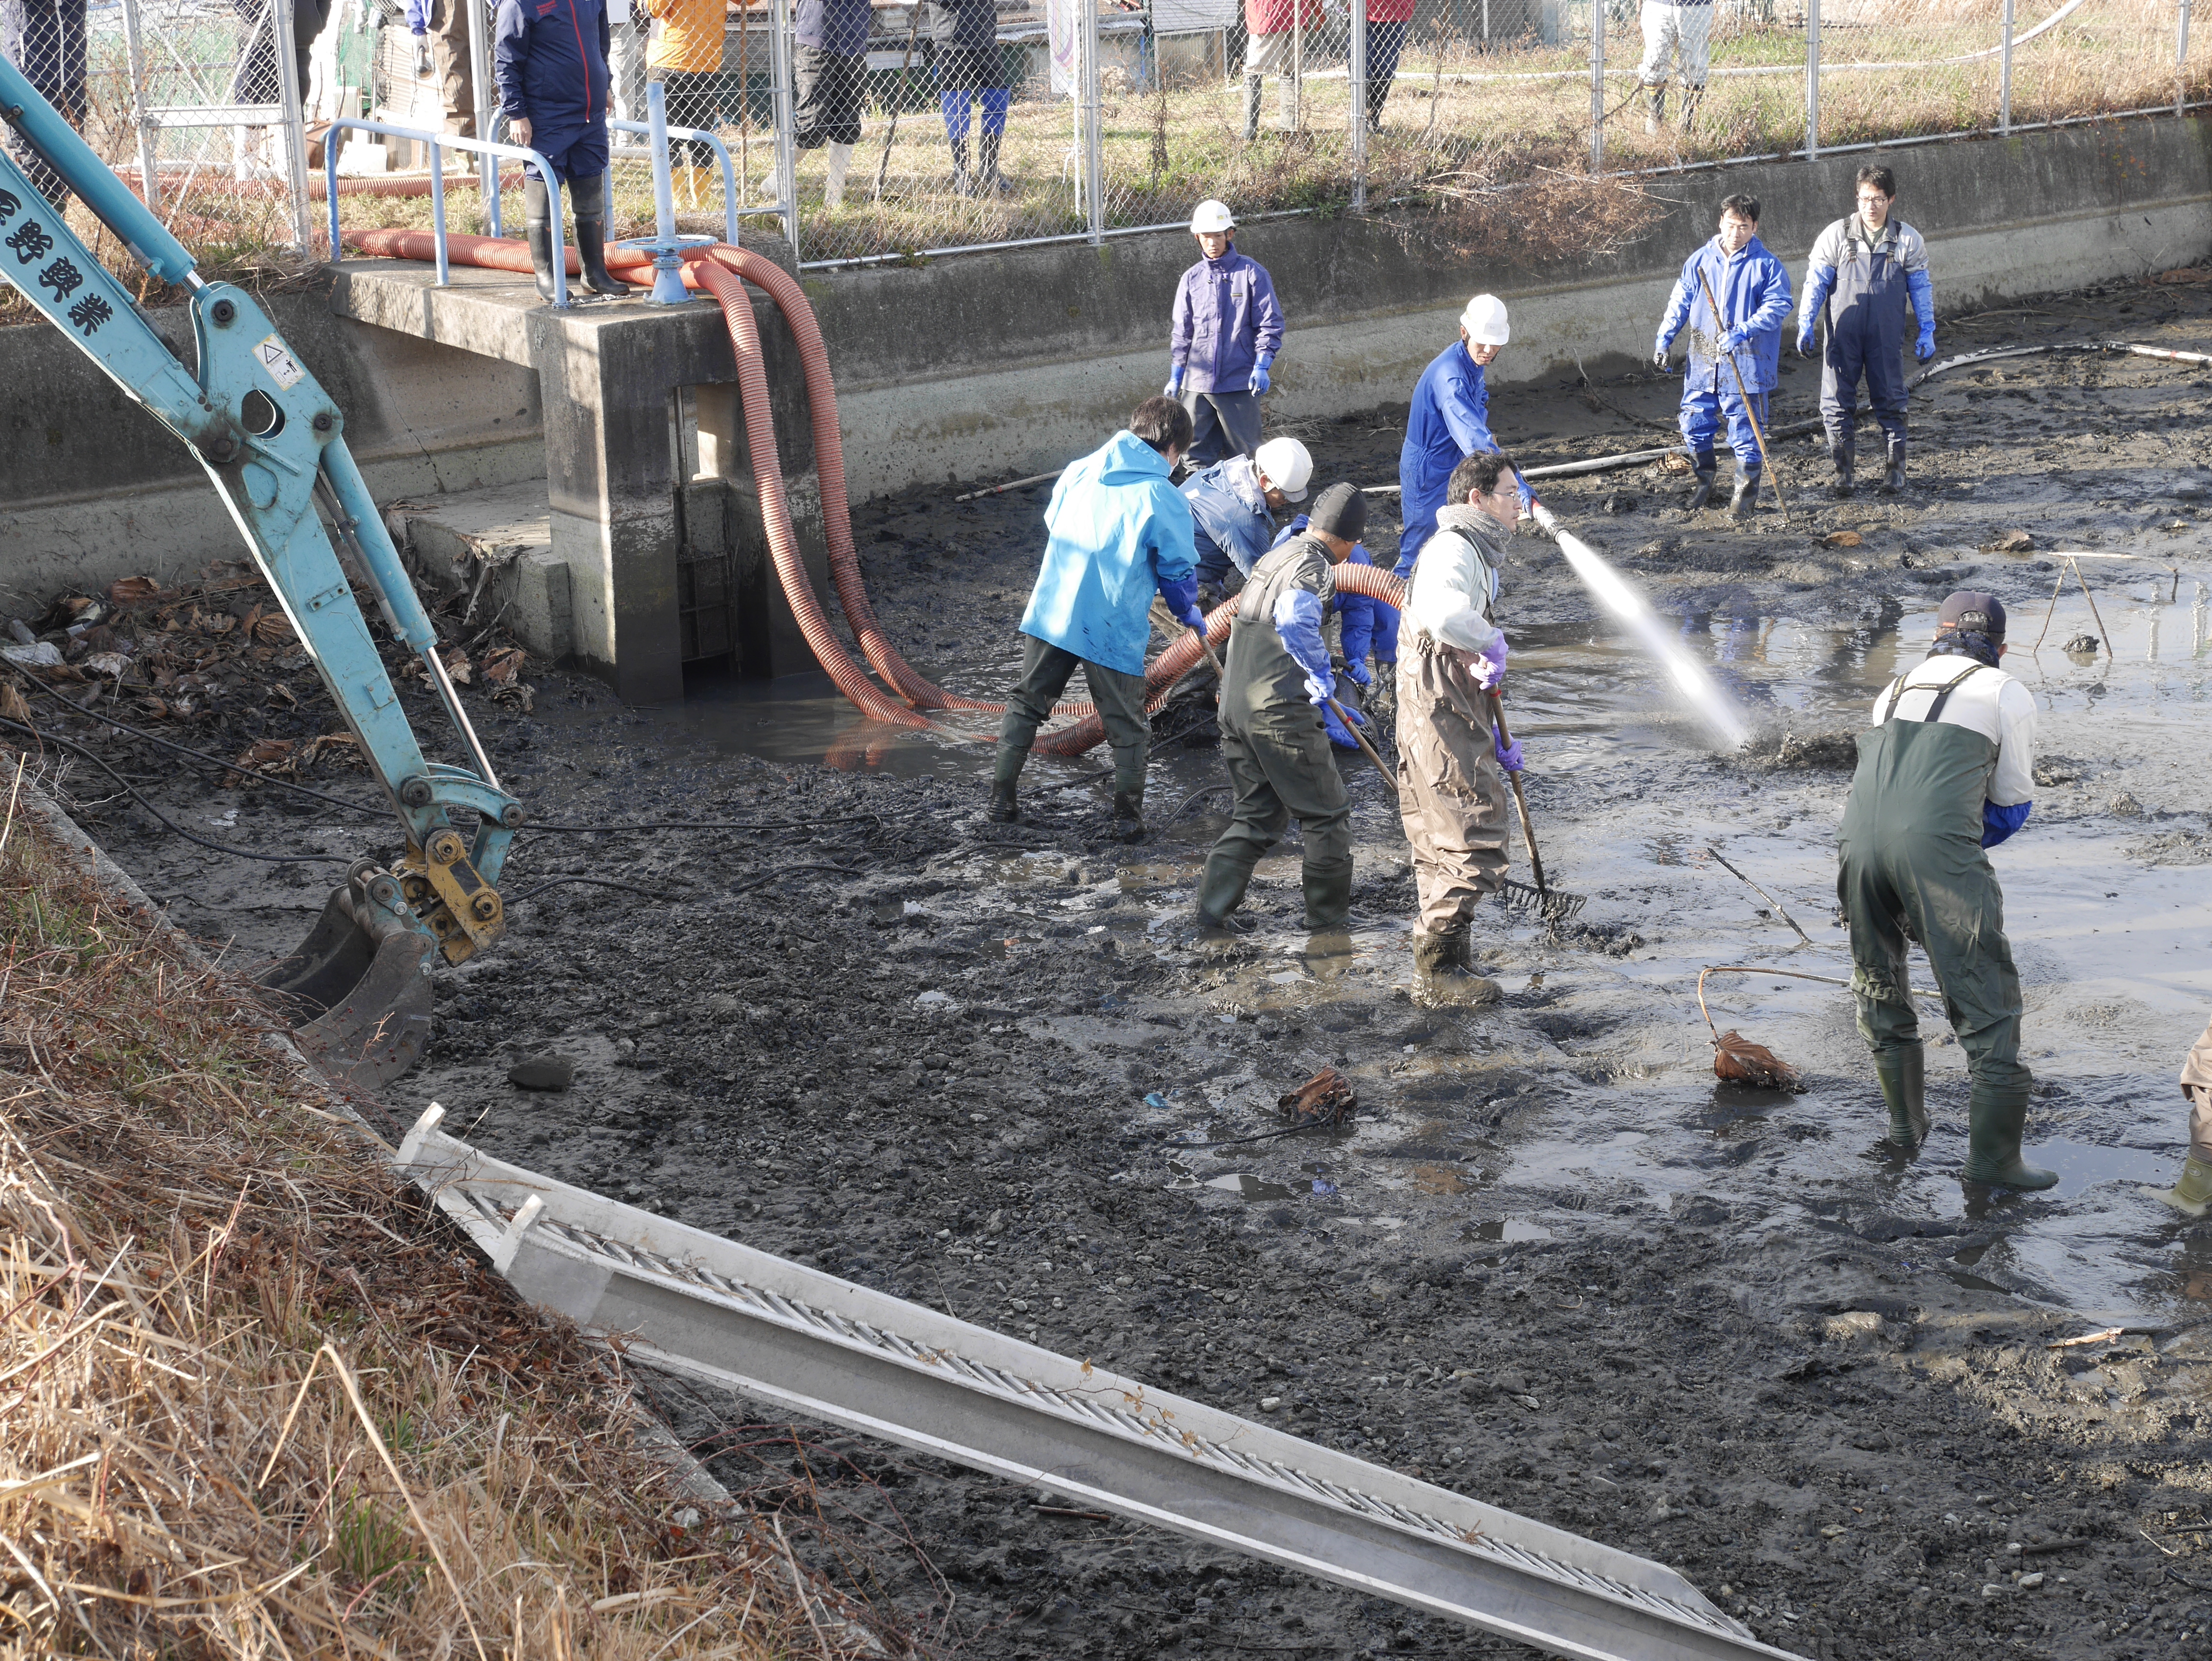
(482, 646), (527, 686)
(1277, 1066), (1357, 1129)
(1986, 528), (2035, 554)
(1712, 1029), (1803, 1092)
(222, 732), (364, 787)
(1820, 531), (1863, 548)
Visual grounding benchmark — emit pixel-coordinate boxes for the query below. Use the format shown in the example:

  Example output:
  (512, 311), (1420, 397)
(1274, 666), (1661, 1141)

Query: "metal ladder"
(395, 1106), (1804, 1661)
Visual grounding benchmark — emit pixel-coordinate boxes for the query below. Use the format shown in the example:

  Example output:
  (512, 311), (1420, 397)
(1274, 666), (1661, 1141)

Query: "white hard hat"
(1190, 198), (1236, 235)
(1253, 436), (1313, 502)
(1460, 293), (1510, 345)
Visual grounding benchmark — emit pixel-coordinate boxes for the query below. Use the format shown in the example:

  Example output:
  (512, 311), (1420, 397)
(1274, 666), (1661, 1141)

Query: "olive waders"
(1837, 659), (2055, 1187)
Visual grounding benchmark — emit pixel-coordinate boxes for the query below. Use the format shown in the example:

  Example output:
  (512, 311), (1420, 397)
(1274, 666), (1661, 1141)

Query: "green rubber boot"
(2145, 1156), (2212, 1219)
(1960, 1083), (2058, 1190)
(1302, 857), (1354, 931)
(986, 744), (1023, 823)
(1195, 849), (1260, 932)
(1412, 926), (1501, 1004)
(1874, 1042), (1930, 1149)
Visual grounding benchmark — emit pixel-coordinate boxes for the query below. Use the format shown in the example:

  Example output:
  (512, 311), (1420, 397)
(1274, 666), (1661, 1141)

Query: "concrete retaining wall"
(3, 113), (2208, 612)
(805, 115), (2212, 499)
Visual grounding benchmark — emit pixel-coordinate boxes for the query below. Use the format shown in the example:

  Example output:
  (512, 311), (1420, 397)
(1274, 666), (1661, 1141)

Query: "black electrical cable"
(6, 670), (391, 817)
(1167, 783), (1234, 822)
(523, 814), (883, 833)
(506, 875), (683, 903)
(1157, 1119), (1362, 1150)
(0, 716), (353, 866)
(726, 862), (863, 894)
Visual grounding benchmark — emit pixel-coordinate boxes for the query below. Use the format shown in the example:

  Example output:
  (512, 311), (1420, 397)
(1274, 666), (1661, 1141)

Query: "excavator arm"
(0, 60), (521, 1089)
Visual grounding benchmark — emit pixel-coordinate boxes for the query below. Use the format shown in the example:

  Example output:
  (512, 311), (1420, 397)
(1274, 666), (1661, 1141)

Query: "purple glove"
(1471, 633), (1508, 691)
(1494, 729), (1525, 774)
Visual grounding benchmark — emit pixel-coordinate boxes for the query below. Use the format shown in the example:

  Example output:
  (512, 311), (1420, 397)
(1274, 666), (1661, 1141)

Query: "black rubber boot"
(1680, 86), (1702, 131)
(1109, 788), (1146, 844)
(575, 218), (631, 297)
(950, 133), (972, 198)
(1195, 849), (1260, 932)
(979, 128), (1008, 195)
(1243, 75), (1263, 141)
(1882, 437), (1908, 494)
(986, 746), (1023, 823)
(524, 219), (559, 301)
(1728, 472), (1759, 519)
(1686, 458), (1717, 510)
(1830, 446), (1855, 498)
(1412, 926), (1501, 1004)
(1960, 1082), (2058, 1190)
(1302, 857), (1354, 931)
(1874, 1042), (1929, 1150)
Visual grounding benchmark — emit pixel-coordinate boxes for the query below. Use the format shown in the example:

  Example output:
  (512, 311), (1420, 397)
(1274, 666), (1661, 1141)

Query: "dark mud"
(19, 272), (2212, 1660)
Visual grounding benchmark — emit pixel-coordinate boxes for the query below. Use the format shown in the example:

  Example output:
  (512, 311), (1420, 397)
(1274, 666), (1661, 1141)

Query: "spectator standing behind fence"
(1395, 294), (1524, 579)
(407, 0), (479, 138)
(610, 0), (649, 145)
(1796, 164), (1935, 497)
(495, 0), (634, 300)
(1167, 199), (1284, 469)
(1241, 0), (1318, 142)
(1637, 0), (1710, 133)
(1363, 0), (1412, 132)
(646, 0), (728, 202)
(1653, 192), (1791, 519)
(792, 0), (868, 209)
(1, 0), (84, 204)
(230, 0), (332, 106)
(930, 0), (1009, 198)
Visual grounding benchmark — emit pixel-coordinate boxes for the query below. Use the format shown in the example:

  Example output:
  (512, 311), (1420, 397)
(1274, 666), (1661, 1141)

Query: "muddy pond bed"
(30, 274), (2212, 1659)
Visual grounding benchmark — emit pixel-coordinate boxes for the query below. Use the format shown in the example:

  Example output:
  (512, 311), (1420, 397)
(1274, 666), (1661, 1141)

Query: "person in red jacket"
(1241, 0), (1319, 142)
(1363, 0), (1414, 132)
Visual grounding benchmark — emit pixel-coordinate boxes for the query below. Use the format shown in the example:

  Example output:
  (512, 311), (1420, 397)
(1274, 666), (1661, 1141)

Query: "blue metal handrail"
(606, 119), (771, 248)
(322, 119), (570, 309)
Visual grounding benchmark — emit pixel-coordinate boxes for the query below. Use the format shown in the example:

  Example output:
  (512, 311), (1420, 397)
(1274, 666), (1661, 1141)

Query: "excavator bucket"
(260, 863), (434, 1092)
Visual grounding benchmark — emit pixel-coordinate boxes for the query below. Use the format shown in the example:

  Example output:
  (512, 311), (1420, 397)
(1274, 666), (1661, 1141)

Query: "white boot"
(825, 141), (853, 210)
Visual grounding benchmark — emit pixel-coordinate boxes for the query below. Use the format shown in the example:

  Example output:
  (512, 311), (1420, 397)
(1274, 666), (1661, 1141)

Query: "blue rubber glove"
(1916, 325), (1937, 362)
(1719, 328), (1745, 354)
(1516, 478), (1535, 514)
(1341, 657), (1372, 688)
(1472, 633), (1508, 691)
(1250, 357), (1272, 395)
(1158, 573), (1205, 633)
(1321, 696), (1366, 750)
(1981, 799), (2032, 848)
(1494, 729), (1525, 774)
(1796, 326), (1817, 357)
(1165, 360), (1184, 397)
(1652, 341), (1670, 371)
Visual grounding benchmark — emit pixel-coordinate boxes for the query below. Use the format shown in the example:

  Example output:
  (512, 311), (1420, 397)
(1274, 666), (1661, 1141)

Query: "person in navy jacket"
(1653, 192), (1792, 517)
(1167, 198), (1285, 468)
(495, 0), (632, 300)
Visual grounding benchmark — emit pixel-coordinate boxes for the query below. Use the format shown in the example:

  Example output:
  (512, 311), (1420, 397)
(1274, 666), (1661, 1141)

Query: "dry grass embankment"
(0, 756), (894, 1659)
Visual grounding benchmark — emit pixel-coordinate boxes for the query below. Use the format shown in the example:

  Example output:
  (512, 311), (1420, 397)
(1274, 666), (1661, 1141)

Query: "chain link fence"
(5, 0), (2209, 281)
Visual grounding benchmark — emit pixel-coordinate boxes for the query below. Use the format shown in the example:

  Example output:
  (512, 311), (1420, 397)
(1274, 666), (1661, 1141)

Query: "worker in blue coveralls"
(988, 397), (1206, 844)
(1796, 164), (1936, 497)
(1396, 293), (1526, 579)
(495, 0), (632, 301)
(1265, 507), (1396, 746)
(1168, 198), (1286, 467)
(1181, 434), (1312, 605)
(1653, 192), (1792, 519)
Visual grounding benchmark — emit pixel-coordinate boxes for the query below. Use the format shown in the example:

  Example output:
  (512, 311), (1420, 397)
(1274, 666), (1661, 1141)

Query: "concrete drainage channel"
(396, 1104), (1801, 1661)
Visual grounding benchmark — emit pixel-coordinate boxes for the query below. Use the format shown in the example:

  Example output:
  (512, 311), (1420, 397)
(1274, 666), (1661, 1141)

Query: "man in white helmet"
(1180, 435), (1312, 605)
(1168, 198), (1285, 468)
(1395, 293), (1527, 580)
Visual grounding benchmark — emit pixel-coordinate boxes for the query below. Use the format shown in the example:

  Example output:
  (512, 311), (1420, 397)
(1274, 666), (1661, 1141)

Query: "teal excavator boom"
(0, 60), (520, 1089)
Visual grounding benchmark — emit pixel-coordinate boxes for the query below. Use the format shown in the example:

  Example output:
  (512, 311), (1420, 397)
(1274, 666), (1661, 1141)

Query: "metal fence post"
(119, 0), (162, 219)
(2181, 0), (2193, 117)
(274, 0), (313, 252)
(1589, 0), (1604, 172)
(2000, 0), (2014, 134)
(1081, 0), (1103, 245)
(469, 0), (500, 235)
(1350, 0), (1368, 212)
(1804, 0), (1820, 160)
(769, 0), (798, 256)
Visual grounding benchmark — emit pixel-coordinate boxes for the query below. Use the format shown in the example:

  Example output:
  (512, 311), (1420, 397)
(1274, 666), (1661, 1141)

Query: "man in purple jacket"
(1167, 198), (1286, 467)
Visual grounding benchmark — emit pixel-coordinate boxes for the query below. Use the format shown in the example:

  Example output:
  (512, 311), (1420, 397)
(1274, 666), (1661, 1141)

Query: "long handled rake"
(1694, 266), (1793, 523)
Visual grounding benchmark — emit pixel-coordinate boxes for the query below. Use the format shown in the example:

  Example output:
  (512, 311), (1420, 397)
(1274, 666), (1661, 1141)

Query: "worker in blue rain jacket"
(1796, 164), (1936, 496)
(494, 0), (632, 300)
(1266, 509), (1396, 745)
(1167, 198), (1286, 467)
(1181, 434), (1312, 602)
(988, 397), (1205, 844)
(1653, 191), (1792, 518)
(1396, 293), (1527, 579)
(1838, 591), (2052, 1189)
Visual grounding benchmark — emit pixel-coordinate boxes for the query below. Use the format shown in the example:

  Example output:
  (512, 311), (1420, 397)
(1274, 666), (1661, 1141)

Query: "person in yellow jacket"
(645, 0), (730, 203)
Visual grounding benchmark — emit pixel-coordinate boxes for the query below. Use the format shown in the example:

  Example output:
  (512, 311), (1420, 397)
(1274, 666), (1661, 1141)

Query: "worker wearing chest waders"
(988, 397), (1205, 843)
(1397, 451), (1523, 1003)
(1654, 192), (1792, 517)
(1397, 294), (1528, 579)
(1192, 483), (1370, 935)
(2143, 1013), (2212, 1216)
(1839, 591), (2054, 1189)
(1797, 164), (1936, 497)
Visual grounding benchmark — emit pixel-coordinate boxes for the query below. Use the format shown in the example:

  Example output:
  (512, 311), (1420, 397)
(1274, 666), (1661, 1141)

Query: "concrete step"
(384, 482), (571, 665)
